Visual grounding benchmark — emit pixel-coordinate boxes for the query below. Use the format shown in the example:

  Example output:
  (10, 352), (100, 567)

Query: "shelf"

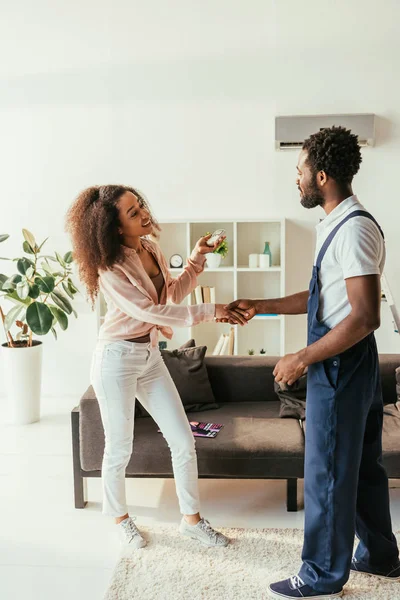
(237, 267), (281, 272)
(204, 267), (234, 272)
(97, 218), (286, 356)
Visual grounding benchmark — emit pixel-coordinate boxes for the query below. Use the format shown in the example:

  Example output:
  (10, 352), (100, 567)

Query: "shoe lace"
(199, 518), (218, 541)
(123, 517), (141, 541)
(290, 575), (305, 589)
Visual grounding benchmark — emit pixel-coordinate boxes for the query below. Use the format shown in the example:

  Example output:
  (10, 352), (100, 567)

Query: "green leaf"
(55, 252), (67, 268)
(22, 229), (36, 249)
(41, 261), (53, 276)
(35, 275), (55, 294)
(0, 234), (10, 243)
(4, 291), (32, 306)
(72, 308), (78, 318)
(51, 326), (58, 340)
(17, 280), (30, 300)
(0, 273), (8, 289)
(63, 251), (73, 264)
(25, 266), (35, 279)
(68, 279), (79, 294)
(28, 284), (40, 299)
(17, 258), (34, 275)
(48, 305), (68, 331)
(50, 290), (72, 314)
(62, 281), (74, 299)
(38, 237), (49, 252)
(4, 305), (24, 332)
(26, 302), (53, 335)
(23, 241), (35, 255)
(0, 257), (11, 261)
(41, 255), (58, 262)
(2, 274), (22, 291)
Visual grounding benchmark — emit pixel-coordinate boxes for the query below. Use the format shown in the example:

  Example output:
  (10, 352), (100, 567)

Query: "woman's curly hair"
(303, 126), (362, 187)
(65, 185), (161, 307)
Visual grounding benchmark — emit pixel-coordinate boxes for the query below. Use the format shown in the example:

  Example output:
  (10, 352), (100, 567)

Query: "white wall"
(1, 0), (400, 398)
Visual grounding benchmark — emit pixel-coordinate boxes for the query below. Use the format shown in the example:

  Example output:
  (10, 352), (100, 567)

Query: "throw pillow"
(135, 340), (219, 417)
(161, 344), (219, 412)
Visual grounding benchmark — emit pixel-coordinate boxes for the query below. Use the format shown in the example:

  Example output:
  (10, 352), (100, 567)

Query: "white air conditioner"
(275, 114), (375, 151)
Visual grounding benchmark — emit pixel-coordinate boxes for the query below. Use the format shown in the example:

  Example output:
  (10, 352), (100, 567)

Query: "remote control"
(206, 229), (226, 246)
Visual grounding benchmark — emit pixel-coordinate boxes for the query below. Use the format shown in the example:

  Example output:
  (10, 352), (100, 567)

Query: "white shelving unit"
(98, 219), (286, 357)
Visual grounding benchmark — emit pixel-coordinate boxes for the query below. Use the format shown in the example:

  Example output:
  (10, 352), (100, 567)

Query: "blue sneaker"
(268, 576), (343, 599)
(351, 556), (400, 581)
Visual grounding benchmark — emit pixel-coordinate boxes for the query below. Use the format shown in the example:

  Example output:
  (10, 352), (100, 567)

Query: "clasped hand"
(215, 299), (257, 326)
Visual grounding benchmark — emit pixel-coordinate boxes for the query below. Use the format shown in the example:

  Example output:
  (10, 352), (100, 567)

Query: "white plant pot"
(1, 341), (43, 425)
(206, 253), (222, 269)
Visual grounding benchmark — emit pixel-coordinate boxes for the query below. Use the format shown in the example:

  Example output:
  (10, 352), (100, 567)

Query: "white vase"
(1, 341), (43, 425)
(206, 253), (222, 269)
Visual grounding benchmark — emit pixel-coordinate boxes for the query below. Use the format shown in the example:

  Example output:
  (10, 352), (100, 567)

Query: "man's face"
(296, 150), (324, 209)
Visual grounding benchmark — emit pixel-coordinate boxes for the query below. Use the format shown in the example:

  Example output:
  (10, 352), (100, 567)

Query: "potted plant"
(0, 230), (79, 425)
(205, 233), (228, 269)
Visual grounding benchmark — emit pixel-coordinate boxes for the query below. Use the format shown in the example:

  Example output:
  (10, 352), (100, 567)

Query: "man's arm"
(273, 274), (381, 385)
(255, 291), (309, 315)
(298, 274), (381, 366)
(224, 291), (309, 322)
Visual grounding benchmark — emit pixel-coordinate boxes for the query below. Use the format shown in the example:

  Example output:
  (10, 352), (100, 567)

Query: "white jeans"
(90, 341), (200, 517)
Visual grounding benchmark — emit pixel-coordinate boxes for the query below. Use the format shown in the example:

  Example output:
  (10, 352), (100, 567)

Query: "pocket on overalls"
(322, 357), (341, 390)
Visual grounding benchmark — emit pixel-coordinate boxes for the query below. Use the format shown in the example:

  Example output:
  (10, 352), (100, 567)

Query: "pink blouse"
(98, 238), (216, 347)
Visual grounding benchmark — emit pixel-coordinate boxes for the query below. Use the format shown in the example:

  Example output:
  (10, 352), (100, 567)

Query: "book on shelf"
(212, 327), (235, 356)
(220, 335), (230, 355)
(194, 285), (216, 305)
(228, 327), (235, 355)
(203, 286), (211, 304)
(194, 286), (203, 304)
(212, 333), (225, 355)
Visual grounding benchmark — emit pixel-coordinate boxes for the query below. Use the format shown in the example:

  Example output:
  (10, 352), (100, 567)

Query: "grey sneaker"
(119, 517), (147, 549)
(179, 517), (229, 547)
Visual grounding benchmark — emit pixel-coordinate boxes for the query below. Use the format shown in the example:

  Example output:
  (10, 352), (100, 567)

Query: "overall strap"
(316, 210), (384, 269)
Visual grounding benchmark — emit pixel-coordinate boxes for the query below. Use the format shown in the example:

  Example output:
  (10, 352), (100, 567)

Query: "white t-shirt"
(315, 195), (385, 329)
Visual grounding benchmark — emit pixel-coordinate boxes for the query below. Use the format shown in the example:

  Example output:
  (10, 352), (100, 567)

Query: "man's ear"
(318, 170), (328, 187)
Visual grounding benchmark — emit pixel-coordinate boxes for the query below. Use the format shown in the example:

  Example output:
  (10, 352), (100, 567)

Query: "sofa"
(71, 354), (400, 512)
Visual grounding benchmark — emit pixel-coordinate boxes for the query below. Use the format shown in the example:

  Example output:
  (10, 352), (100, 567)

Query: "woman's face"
(117, 191), (152, 240)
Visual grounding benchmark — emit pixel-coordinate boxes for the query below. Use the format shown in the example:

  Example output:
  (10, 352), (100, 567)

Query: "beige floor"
(0, 397), (399, 600)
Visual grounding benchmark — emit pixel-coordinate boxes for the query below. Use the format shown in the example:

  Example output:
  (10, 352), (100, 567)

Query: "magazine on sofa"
(158, 421), (224, 438)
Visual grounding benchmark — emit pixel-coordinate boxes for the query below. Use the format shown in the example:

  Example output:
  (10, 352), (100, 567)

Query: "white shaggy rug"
(105, 526), (400, 600)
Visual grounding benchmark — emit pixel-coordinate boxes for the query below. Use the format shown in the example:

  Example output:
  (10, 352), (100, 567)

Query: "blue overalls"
(298, 210), (399, 593)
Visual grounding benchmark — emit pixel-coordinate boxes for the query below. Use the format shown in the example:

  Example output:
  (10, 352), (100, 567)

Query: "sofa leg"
(286, 478), (298, 512)
(71, 408), (87, 509)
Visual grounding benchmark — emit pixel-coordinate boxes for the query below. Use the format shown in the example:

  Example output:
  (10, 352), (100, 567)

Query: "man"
(225, 127), (399, 598)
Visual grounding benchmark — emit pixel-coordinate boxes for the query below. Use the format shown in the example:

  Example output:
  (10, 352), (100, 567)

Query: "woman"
(66, 184), (245, 549)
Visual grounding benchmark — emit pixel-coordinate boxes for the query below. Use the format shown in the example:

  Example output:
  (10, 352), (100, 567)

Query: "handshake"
(214, 299), (258, 326)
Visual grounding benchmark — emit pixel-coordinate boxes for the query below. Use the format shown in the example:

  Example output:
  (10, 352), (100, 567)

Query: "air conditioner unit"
(275, 113), (375, 151)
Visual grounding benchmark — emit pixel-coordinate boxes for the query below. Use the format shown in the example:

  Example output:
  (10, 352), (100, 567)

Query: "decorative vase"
(1, 341), (43, 425)
(262, 241), (272, 267)
(206, 253), (222, 268)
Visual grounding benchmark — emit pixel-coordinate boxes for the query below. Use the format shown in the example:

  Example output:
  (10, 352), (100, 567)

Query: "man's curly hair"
(65, 185), (161, 307)
(303, 126), (362, 187)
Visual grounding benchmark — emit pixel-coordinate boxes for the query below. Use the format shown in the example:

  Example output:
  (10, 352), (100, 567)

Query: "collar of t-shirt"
(315, 195), (360, 235)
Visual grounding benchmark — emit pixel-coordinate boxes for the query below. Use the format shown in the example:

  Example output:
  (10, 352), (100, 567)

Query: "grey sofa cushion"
(80, 398), (305, 478)
(160, 345), (219, 412)
(135, 342), (219, 417)
(135, 339), (218, 417)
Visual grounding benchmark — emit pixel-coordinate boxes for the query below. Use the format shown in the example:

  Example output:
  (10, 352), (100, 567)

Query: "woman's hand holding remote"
(194, 233), (226, 255)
